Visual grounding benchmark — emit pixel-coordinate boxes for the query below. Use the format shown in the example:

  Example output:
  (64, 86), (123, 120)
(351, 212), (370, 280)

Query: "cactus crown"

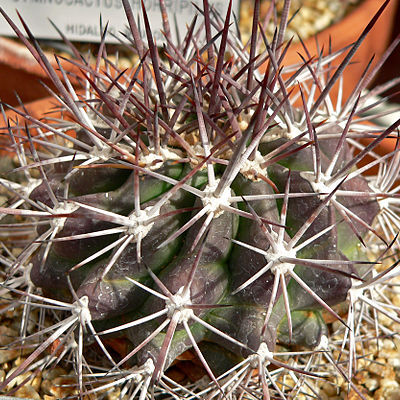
(1, 0), (400, 398)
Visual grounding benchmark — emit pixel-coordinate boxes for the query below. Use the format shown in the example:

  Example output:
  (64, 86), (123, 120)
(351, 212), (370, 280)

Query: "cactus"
(1, 0), (400, 398)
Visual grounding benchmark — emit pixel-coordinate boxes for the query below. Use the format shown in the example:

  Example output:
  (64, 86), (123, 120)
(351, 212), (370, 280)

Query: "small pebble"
(41, 366), (68, 381)
(47, 376), (78, 398)
(14, 384), (41, 400)
(0, 326), (18, 346)
(364, 377), (379, 391)
(0, 349), (20, 364)
(375, 380), (400, 400)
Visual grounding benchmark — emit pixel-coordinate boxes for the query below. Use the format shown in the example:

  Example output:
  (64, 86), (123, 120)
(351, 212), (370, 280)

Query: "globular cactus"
(1, 0), (400, 398)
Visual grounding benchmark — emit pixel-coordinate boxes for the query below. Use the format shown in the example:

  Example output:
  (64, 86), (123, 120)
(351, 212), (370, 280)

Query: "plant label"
(0, 0), (240, 43)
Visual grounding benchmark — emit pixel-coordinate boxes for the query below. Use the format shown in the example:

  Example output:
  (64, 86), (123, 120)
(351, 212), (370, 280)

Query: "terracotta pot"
(366, 125), (399, 156)
(0, 36), (80, 107)
(4, 92), (63, 122)
(275, 0), (399, 102)
(1, 95), (75, 156)
(0, 0), (398, 107)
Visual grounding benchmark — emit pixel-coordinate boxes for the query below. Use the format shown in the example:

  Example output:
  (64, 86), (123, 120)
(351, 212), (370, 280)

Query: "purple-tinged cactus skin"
(1, 0), (400, 398)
